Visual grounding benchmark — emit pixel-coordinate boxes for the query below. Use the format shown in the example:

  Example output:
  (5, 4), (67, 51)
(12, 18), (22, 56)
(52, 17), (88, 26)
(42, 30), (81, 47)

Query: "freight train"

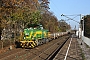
(15, 24), (69, 48)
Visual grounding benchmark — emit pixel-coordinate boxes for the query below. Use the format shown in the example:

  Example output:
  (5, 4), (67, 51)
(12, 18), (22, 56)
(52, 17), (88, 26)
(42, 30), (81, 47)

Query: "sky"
(49, 0), (90, 30)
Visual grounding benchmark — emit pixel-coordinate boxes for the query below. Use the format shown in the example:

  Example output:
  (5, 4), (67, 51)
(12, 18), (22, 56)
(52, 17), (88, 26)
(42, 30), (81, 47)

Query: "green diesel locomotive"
(18, 24), (49, 48)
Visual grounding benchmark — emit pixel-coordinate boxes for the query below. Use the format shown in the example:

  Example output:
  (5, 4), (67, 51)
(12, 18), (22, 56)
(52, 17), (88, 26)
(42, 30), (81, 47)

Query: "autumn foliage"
(0, 0), (71, 40)
(84, 15), (90, 38)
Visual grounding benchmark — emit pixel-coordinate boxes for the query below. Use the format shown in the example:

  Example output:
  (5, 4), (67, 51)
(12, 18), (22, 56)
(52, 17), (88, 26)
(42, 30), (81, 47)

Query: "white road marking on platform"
(64, 38), (72, 60)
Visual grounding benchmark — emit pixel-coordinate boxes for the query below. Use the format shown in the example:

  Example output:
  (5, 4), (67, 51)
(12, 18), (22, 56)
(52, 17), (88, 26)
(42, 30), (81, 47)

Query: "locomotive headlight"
(24, 37), (25, 39)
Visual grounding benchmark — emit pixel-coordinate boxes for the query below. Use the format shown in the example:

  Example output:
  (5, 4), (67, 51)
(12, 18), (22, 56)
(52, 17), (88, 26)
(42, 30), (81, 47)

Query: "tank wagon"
(17, 24), (49, 48)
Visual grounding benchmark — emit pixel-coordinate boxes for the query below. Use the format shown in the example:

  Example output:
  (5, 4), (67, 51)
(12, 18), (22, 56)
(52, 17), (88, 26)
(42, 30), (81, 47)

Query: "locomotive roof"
(28, 24), (42, 28)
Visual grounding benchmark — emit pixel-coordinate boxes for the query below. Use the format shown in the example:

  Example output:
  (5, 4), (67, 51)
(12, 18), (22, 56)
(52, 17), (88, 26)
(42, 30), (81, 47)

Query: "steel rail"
(46, 35), (71, 60)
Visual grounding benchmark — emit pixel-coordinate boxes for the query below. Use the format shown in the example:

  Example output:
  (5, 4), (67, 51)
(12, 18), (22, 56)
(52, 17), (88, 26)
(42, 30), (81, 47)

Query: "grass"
(85, 43), (90, 48)
(80, 49), (86, 60)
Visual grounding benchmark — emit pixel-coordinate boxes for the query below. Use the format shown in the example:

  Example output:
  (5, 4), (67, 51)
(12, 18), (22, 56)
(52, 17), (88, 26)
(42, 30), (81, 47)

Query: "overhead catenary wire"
(50, 0), (61, 12)
(49, 0), (61, 20)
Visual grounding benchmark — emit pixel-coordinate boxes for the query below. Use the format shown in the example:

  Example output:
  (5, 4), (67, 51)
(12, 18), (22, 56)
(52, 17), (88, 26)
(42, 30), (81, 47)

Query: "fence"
(82, 36), (90, 47)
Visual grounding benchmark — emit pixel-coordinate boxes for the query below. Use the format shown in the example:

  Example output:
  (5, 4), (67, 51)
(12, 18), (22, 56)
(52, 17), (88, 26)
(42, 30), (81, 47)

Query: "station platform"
(77, 38), (90, 60)
(54, 36), (90, 60)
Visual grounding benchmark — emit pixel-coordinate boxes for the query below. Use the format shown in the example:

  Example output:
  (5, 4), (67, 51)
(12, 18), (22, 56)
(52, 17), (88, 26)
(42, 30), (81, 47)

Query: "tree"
(40, 11), (59, 32)
(84, 15), (90, 38)
(58, 20), (71, 32)
(0, 0), (42, 42)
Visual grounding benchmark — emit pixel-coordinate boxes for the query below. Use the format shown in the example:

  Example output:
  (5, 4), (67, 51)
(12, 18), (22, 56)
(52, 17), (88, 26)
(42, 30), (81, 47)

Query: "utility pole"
(80, 14), (83, 45)
(83, 18), (84, 36)
(61, 14), (83, 39)
(80, 14), (82, 38)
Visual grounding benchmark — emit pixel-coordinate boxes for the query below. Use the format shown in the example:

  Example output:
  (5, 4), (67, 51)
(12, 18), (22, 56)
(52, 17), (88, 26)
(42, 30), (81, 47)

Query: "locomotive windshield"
(27, 24), (43, 29)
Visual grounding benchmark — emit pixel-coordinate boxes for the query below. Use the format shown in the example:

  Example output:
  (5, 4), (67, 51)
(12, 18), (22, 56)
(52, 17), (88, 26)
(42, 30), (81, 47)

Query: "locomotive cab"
(18, 24), (49, 48)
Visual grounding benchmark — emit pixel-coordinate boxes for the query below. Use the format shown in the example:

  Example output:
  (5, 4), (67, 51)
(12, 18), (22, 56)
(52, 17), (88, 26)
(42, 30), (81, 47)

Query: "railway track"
(32, 35), (71, 60)
(0, 34), (71, 60)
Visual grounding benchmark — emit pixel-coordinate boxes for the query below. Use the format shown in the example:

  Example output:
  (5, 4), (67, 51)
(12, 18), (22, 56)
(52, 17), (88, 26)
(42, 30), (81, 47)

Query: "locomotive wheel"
(46, 38), (49, 43)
